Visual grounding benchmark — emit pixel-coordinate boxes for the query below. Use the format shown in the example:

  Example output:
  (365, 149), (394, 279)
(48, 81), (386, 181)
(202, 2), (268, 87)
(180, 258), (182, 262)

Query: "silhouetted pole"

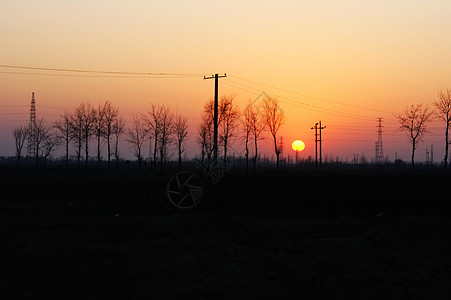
(319, 121), (325, 167)
(311, 123), (318, 167)
(204, 73), (226, 162)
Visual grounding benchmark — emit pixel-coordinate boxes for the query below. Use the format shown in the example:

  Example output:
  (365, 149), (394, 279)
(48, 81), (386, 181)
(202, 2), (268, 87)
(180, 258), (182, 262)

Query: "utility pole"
(311, 123), (318, 167)
(311, 121), (326, 168)
(319, 121), (325, 167)
(203, 73), (226, 162)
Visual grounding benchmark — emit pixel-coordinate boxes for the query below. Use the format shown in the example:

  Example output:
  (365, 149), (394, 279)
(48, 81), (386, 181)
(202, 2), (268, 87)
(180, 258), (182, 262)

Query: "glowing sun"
(292, 140), (305, 152)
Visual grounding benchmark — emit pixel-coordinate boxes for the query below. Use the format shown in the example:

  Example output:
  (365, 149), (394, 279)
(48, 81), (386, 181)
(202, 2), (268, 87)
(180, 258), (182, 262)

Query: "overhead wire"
(0, 64), (205, 77)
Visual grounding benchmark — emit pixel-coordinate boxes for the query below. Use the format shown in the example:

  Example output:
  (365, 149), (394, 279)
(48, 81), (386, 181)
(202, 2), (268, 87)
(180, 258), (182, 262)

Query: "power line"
(0, 64), (204, 76)
(228, 74), (393, 114)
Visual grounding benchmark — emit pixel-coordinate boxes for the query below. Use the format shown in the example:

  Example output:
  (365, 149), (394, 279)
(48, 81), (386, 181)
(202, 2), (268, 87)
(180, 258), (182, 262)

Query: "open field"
(1, 166), (451, 299)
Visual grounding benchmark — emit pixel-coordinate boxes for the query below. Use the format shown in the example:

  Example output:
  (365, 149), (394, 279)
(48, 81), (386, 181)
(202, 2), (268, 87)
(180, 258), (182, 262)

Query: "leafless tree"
(143, 103), (163, 170)
(101, 100), (119, 168)
(126, 114), (148, 169)
(262, 96), (285, 170)
(12, 126), (28, 167)
(42, 130), (60, 167)
(219, 94), (240, 165)
(433, 89), (451, 171)
(70, 109), (84, 167)
(198, 99), (215, 163)
(112, 115), (125, 169)
(143, 103), (173, 173)
(94, 104), (106, 167)
(395, 104), (434, 170)
(54, 112), (71, 167)
(75, 101), (96, 167)
(243, 100), (265, 172)
(174, 113), (189, 170)
(32, 118), (51, 166)
(157, 105), (174, 174)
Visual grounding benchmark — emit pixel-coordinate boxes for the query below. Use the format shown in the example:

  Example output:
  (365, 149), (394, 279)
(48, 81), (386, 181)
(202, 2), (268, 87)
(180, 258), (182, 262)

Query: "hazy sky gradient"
(1, 0), (451, 162)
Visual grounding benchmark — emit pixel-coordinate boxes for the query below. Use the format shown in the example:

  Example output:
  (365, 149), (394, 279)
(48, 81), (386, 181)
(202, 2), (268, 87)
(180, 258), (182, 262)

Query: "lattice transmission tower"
(375, 117), (384, 164)
(27, 92), (37, 158)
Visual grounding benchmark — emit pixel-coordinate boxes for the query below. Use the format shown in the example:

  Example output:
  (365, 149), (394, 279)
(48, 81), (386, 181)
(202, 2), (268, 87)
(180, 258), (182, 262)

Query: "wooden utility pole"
(311, 121), (326, 168)
(203, 73), (226, 162)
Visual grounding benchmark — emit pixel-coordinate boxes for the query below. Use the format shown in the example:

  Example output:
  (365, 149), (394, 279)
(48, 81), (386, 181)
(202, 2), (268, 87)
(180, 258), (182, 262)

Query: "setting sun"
(292, 140), (305, 152)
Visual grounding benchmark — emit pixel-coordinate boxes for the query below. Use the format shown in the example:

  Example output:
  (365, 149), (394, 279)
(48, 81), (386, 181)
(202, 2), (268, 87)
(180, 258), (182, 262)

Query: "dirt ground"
(2, 208), (451, 299)
(1, 167), (451, 299)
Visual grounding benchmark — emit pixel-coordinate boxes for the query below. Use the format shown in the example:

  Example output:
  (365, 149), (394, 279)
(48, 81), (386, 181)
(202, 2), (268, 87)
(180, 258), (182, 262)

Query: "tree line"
(11, 95), (286, 171)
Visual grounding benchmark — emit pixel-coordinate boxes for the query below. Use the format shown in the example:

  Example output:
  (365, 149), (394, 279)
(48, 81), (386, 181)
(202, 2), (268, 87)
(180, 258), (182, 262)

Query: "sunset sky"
(1, 0), (451, 163)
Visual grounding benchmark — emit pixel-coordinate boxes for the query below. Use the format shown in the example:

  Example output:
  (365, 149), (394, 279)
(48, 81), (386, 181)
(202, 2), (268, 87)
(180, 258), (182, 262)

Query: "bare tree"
(143, 103), (163, 170)
(12, 126), (28, 167)
(174, 113), (189, 170)
(54, 112), (71, 167)
(75, 101), (96, 167)
(32, 118), (51, 166)
(42, 130), (60, 167)
(157, 105), (174, 174)
(94, 104), (106, 167)
(126, 114), (148, 169)
(433, 89), (451, 171)
(395, 104), (434, 170)
(243, 100), (265, 172)
(219, 94), (240, 165)
(143, 103), (173, 173)
(262, 96), (285, 170)
(198, 99), (215, 163)
(70, 109), (84, 167)
(112, 115), (125, 169)
(101, 100), (119, 168)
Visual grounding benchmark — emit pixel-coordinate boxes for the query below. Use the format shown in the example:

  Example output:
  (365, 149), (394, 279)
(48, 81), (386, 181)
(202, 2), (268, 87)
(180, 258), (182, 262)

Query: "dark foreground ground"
(1, 166), (451, 299)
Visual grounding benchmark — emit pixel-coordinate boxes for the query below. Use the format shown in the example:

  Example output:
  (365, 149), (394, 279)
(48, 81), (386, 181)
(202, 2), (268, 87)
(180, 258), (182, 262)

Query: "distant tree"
(101, 101), (119, 168)
(42, 130), (60, 167)
(157, 105), (174, 174)
(143, 103), (174, 174)
(218, 94), (240, 165)
(395, 104), (434, 170)
(143, 103), (163, 170)
(69, 109), (84, 167)
(262, 96), (285, 170)
(198, 99), (215, 163)
(73, 101), (96, 167)
(433, 89), (451, 171)
(32, 118), (51, 166)
(94, 104), (106, 167)
(242, 99), (265, 172)
(126, 114), (148, 169)
(112, 115), (125, 169)
(174, 113), (189, 170)
(54, 112), (72, 167)
(12, 125), (28, 167)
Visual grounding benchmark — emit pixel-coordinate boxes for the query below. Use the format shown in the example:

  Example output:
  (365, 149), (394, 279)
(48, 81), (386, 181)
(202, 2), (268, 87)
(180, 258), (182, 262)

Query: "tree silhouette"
(174, 113), (189, 170)
(31, 118), (51, 166)
(72, 101), (96, 167)
(112, 116), (125, 169)
(12, 126), (28, 167)
(219, 94), (240, 165)
(198, 100), (215, 164)
(433, 89), (451, 171)
(395, 104), (434, 170)
(101, 101), (119, 168)
(54, 112), (72, 167)
(126, 114), (148, 169)
(243, 99), (265, 172)
(262, 96), (285, 170)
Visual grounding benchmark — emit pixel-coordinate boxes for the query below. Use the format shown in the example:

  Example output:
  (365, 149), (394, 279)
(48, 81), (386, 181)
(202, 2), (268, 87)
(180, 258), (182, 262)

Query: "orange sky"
(1, 0), (451, 162)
